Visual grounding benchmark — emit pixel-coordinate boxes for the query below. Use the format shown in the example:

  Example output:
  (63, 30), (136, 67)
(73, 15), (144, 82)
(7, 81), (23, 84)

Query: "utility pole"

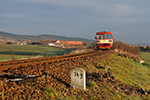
(121, 31), (123, 42)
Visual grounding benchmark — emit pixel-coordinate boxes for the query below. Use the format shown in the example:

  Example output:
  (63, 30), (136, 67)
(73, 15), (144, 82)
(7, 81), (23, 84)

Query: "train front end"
(95, 30), (113, 49)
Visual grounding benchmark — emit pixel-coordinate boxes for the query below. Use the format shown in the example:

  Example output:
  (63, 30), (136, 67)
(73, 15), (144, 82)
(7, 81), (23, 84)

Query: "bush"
(45, 87), (58, 99)
(112, 41), (141, 55)
(88, 81), (98, 88)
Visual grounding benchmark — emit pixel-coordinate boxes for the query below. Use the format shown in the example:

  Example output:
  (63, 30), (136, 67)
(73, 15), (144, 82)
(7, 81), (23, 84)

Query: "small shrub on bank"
(88, 81), (99, 88)
(45, 87), (58, 99)
(112, 41), (141, 55)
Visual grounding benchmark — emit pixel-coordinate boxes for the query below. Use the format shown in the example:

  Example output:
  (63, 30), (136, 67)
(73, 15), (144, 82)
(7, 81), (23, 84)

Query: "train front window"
(105, 34), (112, 39)
(97, 34), (104, 39)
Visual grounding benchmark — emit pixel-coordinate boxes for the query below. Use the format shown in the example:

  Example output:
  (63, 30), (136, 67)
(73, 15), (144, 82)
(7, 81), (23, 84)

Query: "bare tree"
(30, 37), (36, 42)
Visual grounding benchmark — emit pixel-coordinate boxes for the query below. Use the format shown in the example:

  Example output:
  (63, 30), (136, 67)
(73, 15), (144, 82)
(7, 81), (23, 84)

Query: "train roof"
(96, 30), (113, 34)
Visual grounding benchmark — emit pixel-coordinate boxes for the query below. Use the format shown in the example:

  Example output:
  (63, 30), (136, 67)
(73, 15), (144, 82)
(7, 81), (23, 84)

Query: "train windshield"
(105, 34), (112, 39)
(97, 34), (104, 39)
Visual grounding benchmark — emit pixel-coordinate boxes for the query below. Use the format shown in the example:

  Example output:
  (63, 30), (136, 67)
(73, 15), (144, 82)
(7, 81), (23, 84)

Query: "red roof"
(50, 40), (57, 43)
(39, 40), (84, 47)
(63, 41), (84, 46)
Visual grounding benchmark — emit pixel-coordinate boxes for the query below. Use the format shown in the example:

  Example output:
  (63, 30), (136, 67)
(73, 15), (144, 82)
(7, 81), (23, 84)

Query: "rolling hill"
(0, 32), (94, 43)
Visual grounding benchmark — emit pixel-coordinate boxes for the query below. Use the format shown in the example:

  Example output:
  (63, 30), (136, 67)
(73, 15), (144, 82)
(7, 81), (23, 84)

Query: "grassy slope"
(0, 44), (70, 61)
(107, 54), (150, 90)
(105, 53), (150, 99)
(85, 52), (150, 99)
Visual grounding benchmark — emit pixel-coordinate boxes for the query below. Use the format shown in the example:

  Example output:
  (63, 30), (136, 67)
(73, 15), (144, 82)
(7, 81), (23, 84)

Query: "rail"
(0, 50), (110, 73)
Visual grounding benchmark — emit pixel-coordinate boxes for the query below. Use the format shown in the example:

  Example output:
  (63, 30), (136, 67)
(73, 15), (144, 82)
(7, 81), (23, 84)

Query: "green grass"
(88, 81), (99, 88)
(107, 92), (150, 100)
(45, 87), (58, 99)
(0, 44), (71, 61)
(81, 53), (150, 99)
(102, 53), (150, 99)
(106, 54), (150, 90)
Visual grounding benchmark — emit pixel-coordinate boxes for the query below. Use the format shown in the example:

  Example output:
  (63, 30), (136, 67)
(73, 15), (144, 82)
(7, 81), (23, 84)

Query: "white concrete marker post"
(70, 67), (86, 90)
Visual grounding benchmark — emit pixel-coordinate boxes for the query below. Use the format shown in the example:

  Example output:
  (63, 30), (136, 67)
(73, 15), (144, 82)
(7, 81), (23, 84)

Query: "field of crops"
(0, 44), (71, 61)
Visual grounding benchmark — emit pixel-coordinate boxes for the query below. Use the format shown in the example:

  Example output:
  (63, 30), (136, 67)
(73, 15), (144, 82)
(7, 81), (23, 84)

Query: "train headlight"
(109, 40), (112, 42)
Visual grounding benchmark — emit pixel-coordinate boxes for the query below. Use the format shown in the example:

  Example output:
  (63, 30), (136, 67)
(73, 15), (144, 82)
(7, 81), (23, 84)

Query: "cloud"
(10, 0), (141, 19)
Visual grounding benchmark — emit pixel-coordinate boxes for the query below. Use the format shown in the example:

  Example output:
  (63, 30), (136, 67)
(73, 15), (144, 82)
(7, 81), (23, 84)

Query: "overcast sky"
(0, 0), (150, 44)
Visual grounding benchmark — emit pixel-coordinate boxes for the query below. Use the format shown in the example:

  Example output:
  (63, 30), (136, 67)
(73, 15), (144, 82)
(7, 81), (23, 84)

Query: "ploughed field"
(0, 50), (150, 100)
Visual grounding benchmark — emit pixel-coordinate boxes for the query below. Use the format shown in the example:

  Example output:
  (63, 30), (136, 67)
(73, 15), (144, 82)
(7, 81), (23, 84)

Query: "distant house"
(39, 40), (63, 46)
(21, 41), (27, 45)
(63, 41), (84, 47)
(15, 42), (20, 45)
(39, 39), (84, 48)
(39, 40), (50, 43)
(48, 43), (56, 46)
(39, 40), (51, 46)
(50, 40), (62, 45)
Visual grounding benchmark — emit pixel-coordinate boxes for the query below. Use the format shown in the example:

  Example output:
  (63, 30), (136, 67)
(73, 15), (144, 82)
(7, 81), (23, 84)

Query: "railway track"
(0, 50), (109, 73)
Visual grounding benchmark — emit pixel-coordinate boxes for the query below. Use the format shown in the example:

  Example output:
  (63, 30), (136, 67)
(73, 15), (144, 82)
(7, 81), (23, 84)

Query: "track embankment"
(0, 50), (112, 99)
(0, 50), (149, 100)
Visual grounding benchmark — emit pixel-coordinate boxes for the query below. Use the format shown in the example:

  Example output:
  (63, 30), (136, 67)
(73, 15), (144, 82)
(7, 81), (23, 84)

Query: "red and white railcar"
(95, 30), (113, 49)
